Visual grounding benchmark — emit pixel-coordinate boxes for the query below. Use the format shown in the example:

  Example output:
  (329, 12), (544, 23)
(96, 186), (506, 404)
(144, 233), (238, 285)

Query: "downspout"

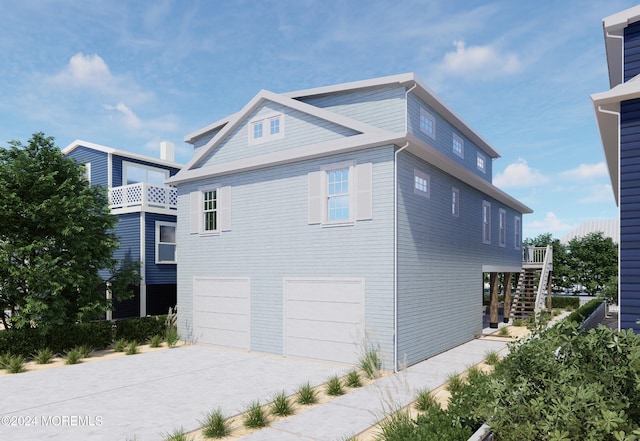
(597, 105), (621, 330)
(393, 82), (417, 372)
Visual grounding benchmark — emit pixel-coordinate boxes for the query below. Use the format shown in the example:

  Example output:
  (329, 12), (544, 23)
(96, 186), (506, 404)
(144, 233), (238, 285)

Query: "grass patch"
(359, 348), (382, 379)
(484, 350), (500, 366)
(243, 401), (268, 429)
(113, 338), (128, 352)
(446, 373), (463, 394)
(6, 354), (25, 373)
(345, 369), (362, 388)
(497, 326), (510, 337)
(325, 375), (345, 396)
(271, 390), (294, 417)
(296, 382), (317, 405)
(199, 407), (230, 438)
(125, 341), (138, 355)
(65, 348), (82, 365)
(414, 388), (439, 412)
(512, 318), (523, 327)
(77, 344), (93, 359)
(33, 348), (55, 364)
(149, 334), (163, 348)
(163, 428), (193, 441)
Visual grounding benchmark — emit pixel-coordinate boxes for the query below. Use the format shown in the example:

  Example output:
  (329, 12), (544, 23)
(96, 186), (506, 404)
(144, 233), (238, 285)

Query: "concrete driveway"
(0, 345), (349, 441)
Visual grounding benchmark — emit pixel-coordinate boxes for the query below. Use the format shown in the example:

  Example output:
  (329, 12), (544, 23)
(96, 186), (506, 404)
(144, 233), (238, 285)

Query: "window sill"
(322, 221), (355, 228)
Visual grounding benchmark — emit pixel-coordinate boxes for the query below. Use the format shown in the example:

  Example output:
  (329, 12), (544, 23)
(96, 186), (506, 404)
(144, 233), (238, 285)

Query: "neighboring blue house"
(592, 5), (640, 333)
(168, 73), (532, 368)
(63, 140), (182, 319)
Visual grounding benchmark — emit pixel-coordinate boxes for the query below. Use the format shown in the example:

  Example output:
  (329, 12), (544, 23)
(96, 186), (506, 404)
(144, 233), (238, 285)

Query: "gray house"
(168, 73), (531, 368)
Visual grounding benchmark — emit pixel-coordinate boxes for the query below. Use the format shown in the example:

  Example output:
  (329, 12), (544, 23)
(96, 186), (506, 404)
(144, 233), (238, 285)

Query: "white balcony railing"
(109, 183), (177, 213)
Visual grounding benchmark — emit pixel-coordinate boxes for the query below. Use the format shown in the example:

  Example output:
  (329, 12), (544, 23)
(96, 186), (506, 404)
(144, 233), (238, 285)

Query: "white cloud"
(494, 158), (549, 188)
(104, 101), (179, 134)
(526, 212), (573, 234)
(560, 162), (608, 180)
(103, 102), (141, 128)
(438, 40), (521, 79)
(578, 184), (615, 204)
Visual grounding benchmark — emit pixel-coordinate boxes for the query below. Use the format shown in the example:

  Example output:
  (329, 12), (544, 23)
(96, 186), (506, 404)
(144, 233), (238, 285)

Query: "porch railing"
(109, 183), (177, 212)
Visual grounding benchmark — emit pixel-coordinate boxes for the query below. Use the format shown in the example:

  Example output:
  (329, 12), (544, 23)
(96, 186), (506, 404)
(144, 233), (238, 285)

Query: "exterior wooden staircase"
(510, 246), (553, 321)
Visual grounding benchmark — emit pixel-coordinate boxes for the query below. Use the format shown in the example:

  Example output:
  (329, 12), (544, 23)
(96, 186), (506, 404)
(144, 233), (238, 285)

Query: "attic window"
(249, 113), (284, 145)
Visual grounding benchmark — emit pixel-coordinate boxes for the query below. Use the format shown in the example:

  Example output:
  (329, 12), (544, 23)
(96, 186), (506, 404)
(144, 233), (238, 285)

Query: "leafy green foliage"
(565, 298), (604, 325)
(199, 408), (230, 438)
(271, 391), (294, 417)
(114, 315), (166, 342)
(0, 133), (140, 329)
(551, 296), (580, 309)
(243, 401), (268, 429)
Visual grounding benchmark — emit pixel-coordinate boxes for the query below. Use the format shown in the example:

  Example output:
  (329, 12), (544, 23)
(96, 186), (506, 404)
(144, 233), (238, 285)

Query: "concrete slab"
(0, 345), (348, 441)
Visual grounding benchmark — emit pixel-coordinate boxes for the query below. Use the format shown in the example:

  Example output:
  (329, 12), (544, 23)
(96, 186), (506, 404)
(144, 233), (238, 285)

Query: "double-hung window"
(190, 186), (232, 235)
(249, 113), (284, 145)
(514, 216), (521, 250)
(156, 221), (177, 264)
(452, 187), (460, 217)
(482, 201), (491, 244)
(327, 168), (350, 222)
(499, 209), (506, 247)
(203, 189), (217, 232)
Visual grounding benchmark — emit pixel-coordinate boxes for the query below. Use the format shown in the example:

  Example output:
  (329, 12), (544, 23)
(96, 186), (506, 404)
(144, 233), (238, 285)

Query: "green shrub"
(149, 334), (163, 348)
(114, 316), (166, 342)
(6, 354), (25, 374)
(565, 298), (604, 325)
(165, 307), (179, 347)
(163, 428), (193, 441)
(200, 408), (230, 438)
(498, 326), (510, 336)
(513, 318), (523, 327)
(125, 341), (138, 355)
(77, 344), (93, 359)
(551, 296), (580, 309)
(65, 348), (82, 365)
(33, 348), (55, 364)
(0, 351), (13, 369)
(484, 351), (500, 366)
(296, 382), (317, 405)
(271, 391), (293, 417)
(359, 348), (382, 379)
(113, 338), (128, 352)
(414, 389), (439, 412)
(345, 370), (362, 388)
(325, 375), (345, 396)
(445, 373), (463, 394)
(243, 401), (268, 429)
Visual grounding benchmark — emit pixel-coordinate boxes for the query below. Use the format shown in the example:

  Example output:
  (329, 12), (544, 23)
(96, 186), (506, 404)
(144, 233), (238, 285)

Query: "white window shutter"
(190, 191), (201, 234)
(308, 171), (323, 224)
(355, 163), (373, 220)
(219, 186), (232, 231)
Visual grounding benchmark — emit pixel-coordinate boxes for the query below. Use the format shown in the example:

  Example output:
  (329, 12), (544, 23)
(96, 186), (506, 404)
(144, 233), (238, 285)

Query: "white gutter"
(596, 105), (621, 331)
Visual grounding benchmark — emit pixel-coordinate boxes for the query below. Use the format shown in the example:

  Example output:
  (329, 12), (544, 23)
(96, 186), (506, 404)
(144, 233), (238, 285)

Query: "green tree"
(0, 133), (138, 329)
(566, 231), (618, 296)
(523, 233), (571, 292)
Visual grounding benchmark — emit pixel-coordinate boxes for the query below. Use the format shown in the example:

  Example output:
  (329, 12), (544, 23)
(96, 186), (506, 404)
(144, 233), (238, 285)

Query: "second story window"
(453, 134), (464, 158)
(515, 216), (521, 250)
(156, 222), (177, 264)
(482, 201), (491, 244)
(123, 161), (169, 186)
(477, 153), (486, 173)
(249, 113), (284, 145)
(499, 209), (506, 247)
(419, 108), (436, 139)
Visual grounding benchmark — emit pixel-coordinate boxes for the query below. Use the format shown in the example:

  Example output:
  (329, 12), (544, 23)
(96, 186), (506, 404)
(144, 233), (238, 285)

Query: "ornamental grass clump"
(414, 389), (439, 412)
(484, 350), (500, 366)
(325, 375), (345, 396)
(296, 382), (317, 405)
(77, 344), (93, 359)
(243, 401), (268, 429)
(149, 334), (163, 348)
(6, 354), (25, 374)
(199, 407), (230, 438)
(125, 341), (138, 355)
(33, 348), (55, 364)
(163, 427), (193, 441)
(65, 348), (82, 365)
(113, 338), (128, 352)
(345, 369), (362, 388)
(165, 306), (179, 348)
(270, 391), (294, 417)
(359, 348), (382, 379)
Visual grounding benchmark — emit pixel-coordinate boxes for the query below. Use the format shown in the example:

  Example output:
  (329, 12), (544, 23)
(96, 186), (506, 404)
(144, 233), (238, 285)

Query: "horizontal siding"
(64, 146), (109, 188)
(299, 86), (406, 132)
(625, 21), (640, 82)
(145, 213), (177, 285)
(396, 151), (522, 366)
(199, 101), (359, 167)
(619, 98), (640, 333)
(407, 94), (492, 181)
(177, 146), (396, 363)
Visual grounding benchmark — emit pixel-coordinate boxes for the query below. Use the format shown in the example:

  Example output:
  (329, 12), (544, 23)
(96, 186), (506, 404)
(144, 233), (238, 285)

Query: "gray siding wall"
(199, 102), (359, 167)
(177, 146), (396, 364)
(300, 86), (406, 132)
(64, 146), (109, 188)
(396, 151), (521, 366)
(407, 93), (493, 181)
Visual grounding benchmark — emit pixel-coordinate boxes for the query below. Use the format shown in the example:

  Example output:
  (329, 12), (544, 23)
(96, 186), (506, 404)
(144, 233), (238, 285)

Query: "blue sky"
(0, 0), (632, 239)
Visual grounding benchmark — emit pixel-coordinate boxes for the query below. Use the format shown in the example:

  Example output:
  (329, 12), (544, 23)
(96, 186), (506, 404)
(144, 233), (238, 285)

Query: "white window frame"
(413, 169), (430, 198)
(452, 134), (464, 158)
(190, 185), (231, 235)
(514, 216), (521, 250)
(477, 153), (486, 173)
(155, 221), (177, 264)
(452, 187), (460, 218)
(419, 108), (436, 139)
(123, 161), (169, 186)
(499, 209), (506, 247)
(482, 200), (491, 244)
(248, 113), (284, 145)
(201, 186), (219, 234)
(83, 162), (91, 184)
(323, 161), (354, 225)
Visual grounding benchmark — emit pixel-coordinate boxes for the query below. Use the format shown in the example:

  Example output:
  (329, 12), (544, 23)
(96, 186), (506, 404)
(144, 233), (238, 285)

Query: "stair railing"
(534, 245), (553, 321)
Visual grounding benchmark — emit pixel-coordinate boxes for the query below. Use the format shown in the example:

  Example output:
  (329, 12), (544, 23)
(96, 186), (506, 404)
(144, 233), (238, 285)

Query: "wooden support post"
(503, 272), (512, 323)
(547, 271), (553, 311)
(490, 272), (499, 328)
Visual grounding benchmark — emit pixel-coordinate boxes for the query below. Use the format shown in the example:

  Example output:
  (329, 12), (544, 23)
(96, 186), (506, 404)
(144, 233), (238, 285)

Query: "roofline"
(62, 140), (184, 168)
(602, 6), (640, 89)
(168, 132), (531, 214)
(184, 114), (236, 144)
(284, 72), (501, 159)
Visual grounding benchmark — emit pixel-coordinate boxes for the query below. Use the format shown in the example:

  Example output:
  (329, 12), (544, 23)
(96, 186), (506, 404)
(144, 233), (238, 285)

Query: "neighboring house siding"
(624, 21), (640, 82)
(111, 155), (180, 187)
(396, 151), (521, 366)
(176, 146), (396, 363)
(199, 102), (359, 167)
(299, 86), (406, 133)
(619, 98), (640, 332)
(113, 213), (141, 263)
(407, 94), (493, 181)
(145, 213), (177, 285)
(64, 146), (109, 187)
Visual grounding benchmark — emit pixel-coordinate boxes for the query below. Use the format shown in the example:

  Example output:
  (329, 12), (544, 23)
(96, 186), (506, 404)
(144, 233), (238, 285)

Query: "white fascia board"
(603, 6), (640, 88)
(167, 132), (402, 185)
(404, 132), (532, 214)
(183, 114), (236, 143)
(181, 89), (391, 172)
(63, 140), (183, 168)
(286, 72), (501, 159)
(603, 5), (640, 33)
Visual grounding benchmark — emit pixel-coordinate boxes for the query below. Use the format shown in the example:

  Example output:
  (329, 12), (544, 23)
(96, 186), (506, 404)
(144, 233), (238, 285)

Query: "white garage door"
(193, 277), (250, 350)
(284, 278), (365, 364)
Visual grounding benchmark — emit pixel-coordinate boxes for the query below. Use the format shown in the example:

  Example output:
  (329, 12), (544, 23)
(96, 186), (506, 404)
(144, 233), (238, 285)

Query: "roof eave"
(62, 140), (184, 168)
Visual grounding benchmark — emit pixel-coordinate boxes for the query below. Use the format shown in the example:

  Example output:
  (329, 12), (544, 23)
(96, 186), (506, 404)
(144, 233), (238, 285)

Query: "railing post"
(141, 183), (147, 209)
